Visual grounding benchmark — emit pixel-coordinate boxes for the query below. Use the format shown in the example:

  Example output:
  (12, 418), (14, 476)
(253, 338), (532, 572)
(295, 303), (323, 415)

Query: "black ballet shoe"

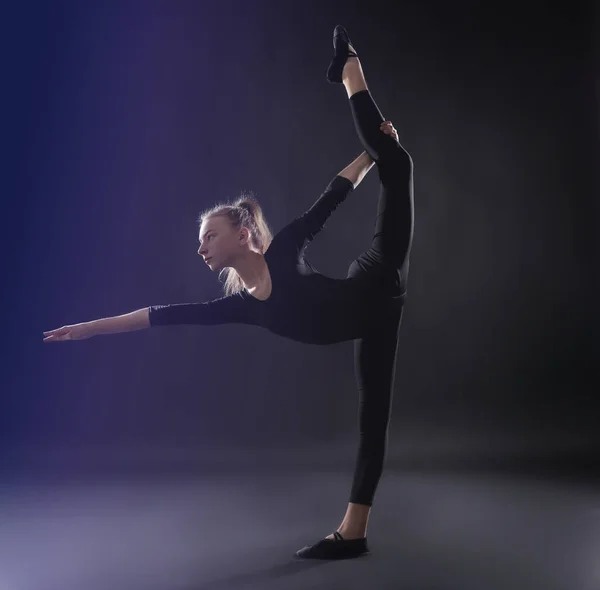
(295, 531), (370, 560)
(326, 25), (359, 84)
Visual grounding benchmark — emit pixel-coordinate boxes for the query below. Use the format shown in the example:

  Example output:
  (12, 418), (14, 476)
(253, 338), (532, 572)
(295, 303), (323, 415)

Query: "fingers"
(43, 333), (70, 343)
(43, 327), (63, 336)
(380, 120), (397, 137)
(42, 327), (70, 342)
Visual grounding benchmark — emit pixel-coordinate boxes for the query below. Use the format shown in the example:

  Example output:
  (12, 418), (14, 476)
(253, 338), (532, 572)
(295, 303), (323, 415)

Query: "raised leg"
(342, 45), (368, 99)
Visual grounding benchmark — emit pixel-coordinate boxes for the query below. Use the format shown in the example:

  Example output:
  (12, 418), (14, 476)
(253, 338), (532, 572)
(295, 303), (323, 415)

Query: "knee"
(377, 149), (413, 187)
(401, 146), (414, 171)
(379, 142), (413, 174)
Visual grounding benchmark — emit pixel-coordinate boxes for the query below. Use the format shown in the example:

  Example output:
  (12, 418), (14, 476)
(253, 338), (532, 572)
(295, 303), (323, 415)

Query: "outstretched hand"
(43, 322), (95, 342)
(380, 120), (399, 143)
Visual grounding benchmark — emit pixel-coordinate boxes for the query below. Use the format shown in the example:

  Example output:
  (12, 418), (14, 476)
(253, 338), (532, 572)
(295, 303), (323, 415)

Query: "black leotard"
(148, 174), (406, 345)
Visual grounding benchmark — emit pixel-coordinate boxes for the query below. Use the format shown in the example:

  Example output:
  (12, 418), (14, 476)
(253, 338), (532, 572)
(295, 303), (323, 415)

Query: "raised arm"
(291, 121), (399, 247)
(338, 150), (375, 188)
(293, 151), (374, 246)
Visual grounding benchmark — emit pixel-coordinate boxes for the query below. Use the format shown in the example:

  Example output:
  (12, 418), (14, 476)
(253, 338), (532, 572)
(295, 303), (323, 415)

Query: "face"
(198, 215), (249, 271)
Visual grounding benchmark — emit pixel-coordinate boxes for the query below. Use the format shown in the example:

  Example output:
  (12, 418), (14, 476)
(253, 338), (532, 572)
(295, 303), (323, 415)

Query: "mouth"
(205, 258), (212, 264)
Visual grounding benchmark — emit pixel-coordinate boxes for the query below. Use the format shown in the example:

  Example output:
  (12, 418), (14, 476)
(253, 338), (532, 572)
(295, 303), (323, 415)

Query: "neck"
(233, 250), (268, 291)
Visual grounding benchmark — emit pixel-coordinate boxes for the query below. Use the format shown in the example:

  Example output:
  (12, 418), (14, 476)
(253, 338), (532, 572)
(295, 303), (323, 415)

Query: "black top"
(148, 175), (406, 345)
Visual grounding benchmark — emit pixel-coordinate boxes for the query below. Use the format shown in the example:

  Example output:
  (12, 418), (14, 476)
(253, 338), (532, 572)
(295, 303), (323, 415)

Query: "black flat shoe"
(326, 25), (359, 84)
(295, 531), (370, 560)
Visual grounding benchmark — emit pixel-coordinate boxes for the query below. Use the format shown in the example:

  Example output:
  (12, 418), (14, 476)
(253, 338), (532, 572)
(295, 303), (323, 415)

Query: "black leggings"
(345, 89), (414, 506)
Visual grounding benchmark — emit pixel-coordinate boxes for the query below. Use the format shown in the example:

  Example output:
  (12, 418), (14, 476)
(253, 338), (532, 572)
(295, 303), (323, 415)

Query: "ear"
(239, 226), (250, 245)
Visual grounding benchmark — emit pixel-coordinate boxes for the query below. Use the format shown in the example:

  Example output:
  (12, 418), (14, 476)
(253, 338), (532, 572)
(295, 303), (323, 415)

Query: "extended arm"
(42, 296), (249, 343)
(148, 295), (248, 326)
(43, 308), (151, 342)
(92, 308), (150, 334)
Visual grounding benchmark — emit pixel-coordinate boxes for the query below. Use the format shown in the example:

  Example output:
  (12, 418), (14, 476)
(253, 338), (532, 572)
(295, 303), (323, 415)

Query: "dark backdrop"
(3, 0), (598, 468)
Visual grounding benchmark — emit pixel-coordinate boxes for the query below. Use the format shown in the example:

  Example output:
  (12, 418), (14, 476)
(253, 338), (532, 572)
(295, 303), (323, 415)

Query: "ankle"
(339, 522), (367, 537)
(342, 56), (360, 78)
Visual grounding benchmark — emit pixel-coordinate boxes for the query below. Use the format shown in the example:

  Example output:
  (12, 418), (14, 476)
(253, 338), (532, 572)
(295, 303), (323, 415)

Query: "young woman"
(43, 26), (414, 560)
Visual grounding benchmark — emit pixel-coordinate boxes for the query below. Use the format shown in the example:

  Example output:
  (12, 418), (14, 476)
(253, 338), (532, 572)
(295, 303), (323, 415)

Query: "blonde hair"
(198, 191), (273, 296)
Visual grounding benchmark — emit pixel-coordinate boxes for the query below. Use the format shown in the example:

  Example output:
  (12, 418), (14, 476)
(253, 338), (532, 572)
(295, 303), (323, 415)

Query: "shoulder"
(266, 219), (303, 255)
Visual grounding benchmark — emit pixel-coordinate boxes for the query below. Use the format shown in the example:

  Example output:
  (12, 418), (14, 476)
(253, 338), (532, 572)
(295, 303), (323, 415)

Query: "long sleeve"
(293, 175), (355, 245)
(148, 293), (250, 327)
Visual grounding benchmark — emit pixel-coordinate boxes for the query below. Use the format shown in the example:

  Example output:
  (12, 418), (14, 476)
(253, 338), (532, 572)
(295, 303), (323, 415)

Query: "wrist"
(88, 319), (102, 336)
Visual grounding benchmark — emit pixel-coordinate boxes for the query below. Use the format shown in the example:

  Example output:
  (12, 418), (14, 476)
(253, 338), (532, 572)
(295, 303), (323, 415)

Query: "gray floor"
(1, 454), (599, 590)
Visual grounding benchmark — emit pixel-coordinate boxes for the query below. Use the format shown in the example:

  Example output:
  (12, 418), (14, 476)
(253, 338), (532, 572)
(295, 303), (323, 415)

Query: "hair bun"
(239, 201), (254, 214)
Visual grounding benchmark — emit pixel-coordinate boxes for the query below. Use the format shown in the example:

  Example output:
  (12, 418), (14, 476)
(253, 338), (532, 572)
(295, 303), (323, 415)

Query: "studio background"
(3, 0), (598, 474)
